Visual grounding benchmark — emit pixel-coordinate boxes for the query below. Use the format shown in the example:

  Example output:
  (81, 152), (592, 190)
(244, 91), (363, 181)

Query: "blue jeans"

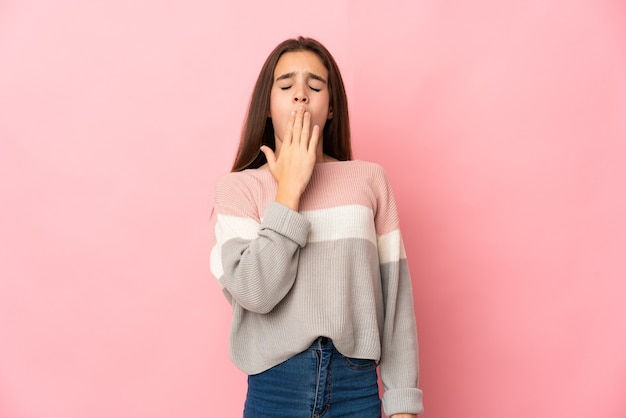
(243, 337), (381, 417)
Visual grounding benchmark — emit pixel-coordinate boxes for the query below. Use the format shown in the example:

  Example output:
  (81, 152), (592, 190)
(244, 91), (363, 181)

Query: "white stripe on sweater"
(302, 205), (376, 245)
(377, 229), (407, 264)
(211, 206), (406, 281)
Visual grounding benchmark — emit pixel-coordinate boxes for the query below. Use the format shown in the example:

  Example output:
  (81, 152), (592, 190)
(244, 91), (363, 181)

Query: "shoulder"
(327, 161), (396, 206)
(324, 160), (389, 180)
(340, 159), (383, 171)
(216, 169), (271, 193)
(344, 160), (391, 190)
(214, 169), (273, 207)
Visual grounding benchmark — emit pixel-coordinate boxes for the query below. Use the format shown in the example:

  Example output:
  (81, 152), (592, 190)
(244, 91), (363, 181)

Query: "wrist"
(275, 187), (302, 211)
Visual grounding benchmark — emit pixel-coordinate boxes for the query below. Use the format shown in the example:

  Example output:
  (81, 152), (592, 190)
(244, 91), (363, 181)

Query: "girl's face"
(269, 50), (333, 147)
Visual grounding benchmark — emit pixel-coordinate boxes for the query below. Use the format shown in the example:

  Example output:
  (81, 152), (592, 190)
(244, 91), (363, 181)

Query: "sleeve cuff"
(382, 388), (424, 416)
(261, 201), (311, 247)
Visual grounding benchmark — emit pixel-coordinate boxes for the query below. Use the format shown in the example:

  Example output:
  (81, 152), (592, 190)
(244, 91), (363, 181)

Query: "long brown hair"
(231, 37), (352, 172)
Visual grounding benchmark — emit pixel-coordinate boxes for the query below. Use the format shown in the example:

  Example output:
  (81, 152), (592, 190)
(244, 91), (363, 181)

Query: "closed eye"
(279, 85), (321, 92)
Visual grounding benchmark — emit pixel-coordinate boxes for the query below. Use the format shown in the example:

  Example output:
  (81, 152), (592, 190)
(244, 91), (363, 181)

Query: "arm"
(375, 168), (424, 416)
(212, 196), (311, 314)
(210, 108), (319, 314)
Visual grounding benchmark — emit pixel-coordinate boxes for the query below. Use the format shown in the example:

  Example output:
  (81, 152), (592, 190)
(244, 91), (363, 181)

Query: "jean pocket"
(341, 356), (377, 371)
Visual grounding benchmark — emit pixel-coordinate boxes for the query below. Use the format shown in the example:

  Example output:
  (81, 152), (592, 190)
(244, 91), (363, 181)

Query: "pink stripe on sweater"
(214, 160), (401, 236)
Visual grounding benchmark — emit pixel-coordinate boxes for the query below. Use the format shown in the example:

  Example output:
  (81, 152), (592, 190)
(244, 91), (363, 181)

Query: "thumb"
(260, 145), (276, 168)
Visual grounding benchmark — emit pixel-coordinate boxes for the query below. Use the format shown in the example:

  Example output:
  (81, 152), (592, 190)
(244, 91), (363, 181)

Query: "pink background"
(1, 1), (625, 417)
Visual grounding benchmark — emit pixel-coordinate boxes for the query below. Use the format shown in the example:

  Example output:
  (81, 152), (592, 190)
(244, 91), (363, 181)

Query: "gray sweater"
(210, 160), (423, 416)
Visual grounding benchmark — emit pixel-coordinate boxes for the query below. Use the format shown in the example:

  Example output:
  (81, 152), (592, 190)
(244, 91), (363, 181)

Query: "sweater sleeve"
(210, 173), (311, 314)
(374, 168), (424, 416)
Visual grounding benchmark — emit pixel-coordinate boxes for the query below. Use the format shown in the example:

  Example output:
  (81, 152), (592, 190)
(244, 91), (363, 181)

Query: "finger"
(292, 108), (304, 145)
(301, 111), (311, 148)
(308, 124), (320, 153)
(282, 111), (296, 145)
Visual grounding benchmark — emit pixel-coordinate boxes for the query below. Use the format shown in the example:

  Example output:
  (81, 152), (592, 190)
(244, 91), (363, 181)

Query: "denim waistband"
(309, 336), (333, 350)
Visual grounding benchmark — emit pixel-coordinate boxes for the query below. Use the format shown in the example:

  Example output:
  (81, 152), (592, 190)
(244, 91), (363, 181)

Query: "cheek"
(269, 95), (289, 118)
(269, 111), (289, 139)
(312, 106), (330, 126)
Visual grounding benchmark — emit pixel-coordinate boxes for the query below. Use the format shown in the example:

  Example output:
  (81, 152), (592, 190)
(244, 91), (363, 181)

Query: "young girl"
(210, 36), (423, 418)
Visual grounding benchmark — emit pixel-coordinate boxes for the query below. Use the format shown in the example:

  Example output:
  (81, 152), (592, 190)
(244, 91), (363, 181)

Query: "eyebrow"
(275, 71), (327, 84)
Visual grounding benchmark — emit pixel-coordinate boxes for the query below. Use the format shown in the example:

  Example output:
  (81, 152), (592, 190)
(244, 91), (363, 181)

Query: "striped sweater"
(210, 160), (423, 416)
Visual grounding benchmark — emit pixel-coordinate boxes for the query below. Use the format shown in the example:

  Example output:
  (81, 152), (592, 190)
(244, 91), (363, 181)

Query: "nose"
(292, 88), (308, 104)
(293, 95), (308, 103)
